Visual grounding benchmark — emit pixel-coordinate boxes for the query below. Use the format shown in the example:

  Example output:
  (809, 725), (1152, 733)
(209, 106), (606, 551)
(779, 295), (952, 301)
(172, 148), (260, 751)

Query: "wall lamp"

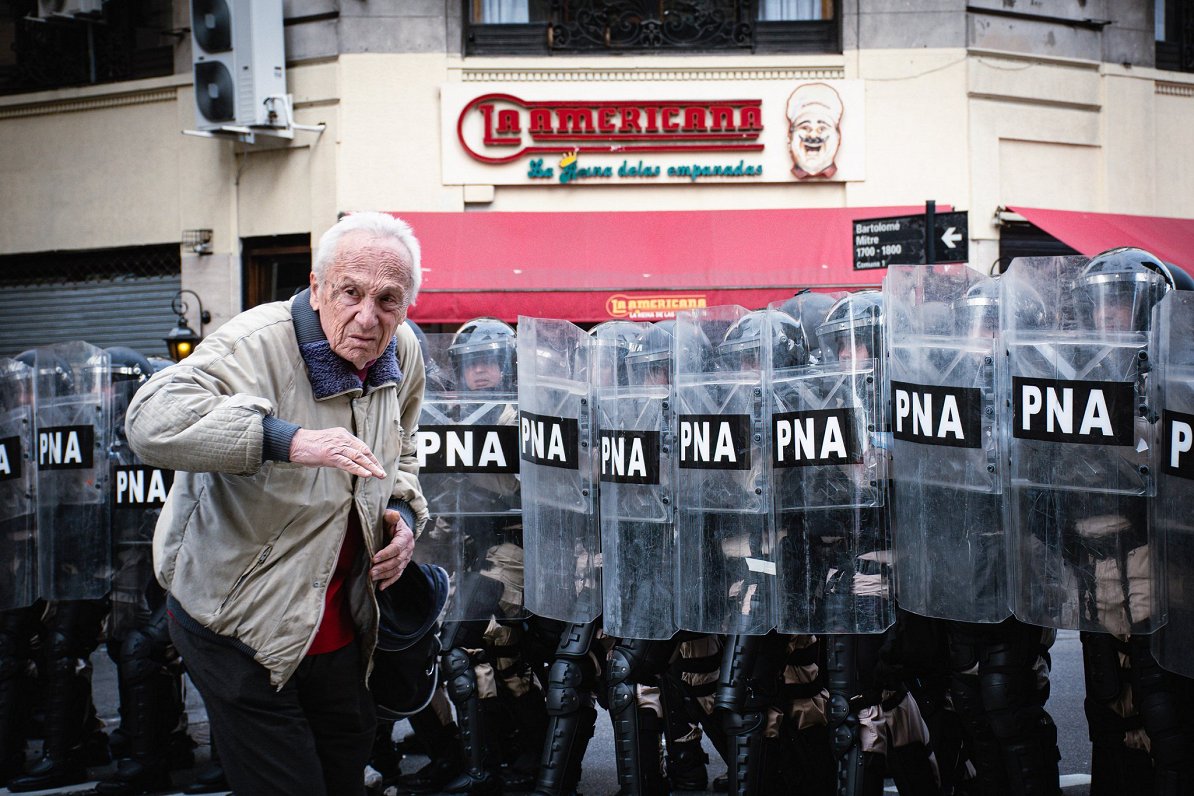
(165, 289), (211, 362)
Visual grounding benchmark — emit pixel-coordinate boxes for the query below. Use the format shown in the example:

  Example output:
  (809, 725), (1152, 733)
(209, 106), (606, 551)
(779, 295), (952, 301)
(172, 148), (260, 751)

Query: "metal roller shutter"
(0, 244), (182, 358)
(997, 220), (1079, 273)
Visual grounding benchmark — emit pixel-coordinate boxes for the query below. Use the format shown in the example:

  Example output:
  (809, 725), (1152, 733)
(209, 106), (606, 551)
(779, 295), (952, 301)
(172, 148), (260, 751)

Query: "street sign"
(853, 210), (969, 270)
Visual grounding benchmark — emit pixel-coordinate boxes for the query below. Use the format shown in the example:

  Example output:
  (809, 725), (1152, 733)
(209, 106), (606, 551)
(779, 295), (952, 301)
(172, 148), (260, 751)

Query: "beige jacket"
(126, 291), (427, 688)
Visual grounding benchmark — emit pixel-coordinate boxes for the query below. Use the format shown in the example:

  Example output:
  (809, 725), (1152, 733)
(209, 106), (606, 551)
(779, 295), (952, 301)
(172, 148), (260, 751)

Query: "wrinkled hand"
(289, 427), (386, 479)
(373, 509), (415, 590)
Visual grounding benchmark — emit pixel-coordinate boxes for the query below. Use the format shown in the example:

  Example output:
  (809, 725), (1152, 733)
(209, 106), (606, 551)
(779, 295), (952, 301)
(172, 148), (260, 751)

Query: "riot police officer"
(94, 348), (190, 795)
(0, 356), (36, 786)
(374, 320), (463, 795)
(885, 268), (1061, 796)
(804, 293), (941, 796)
(1150, 274), (1194, 793)
(8, 343), (113, 793)
(515, 317), (613, 796)
(435, 318), (547, 795)
(712, 307), (833, 796)
(592, 320), (728, 796)
(1065, 249), (1194, 795)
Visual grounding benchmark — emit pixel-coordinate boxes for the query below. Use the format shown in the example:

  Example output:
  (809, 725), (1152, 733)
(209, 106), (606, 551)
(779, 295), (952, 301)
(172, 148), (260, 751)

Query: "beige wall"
(1, 47), (1192, 323)
(0, 76), (187, 253)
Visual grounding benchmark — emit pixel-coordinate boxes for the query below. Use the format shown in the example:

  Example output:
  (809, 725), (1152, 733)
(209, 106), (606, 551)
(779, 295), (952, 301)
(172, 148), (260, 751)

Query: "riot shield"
(884, 265), (1010, 623)
(109, 362), (174, 637)
(1003, 256), (1162, 633)
(768, 297), (892, 635)
(413, 332), (523, 622)
(597, 321), (677, 640)
(673, 306), (772, 636)
(34, 341), (111, 601)
(0, 358), (36, 610)
(1153, 291), (1194, 676)
(517, 317), (600, 624)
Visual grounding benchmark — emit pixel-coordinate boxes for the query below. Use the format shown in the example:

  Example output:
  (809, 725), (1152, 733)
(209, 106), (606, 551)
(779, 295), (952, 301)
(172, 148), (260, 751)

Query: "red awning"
(400, 206), (934, 324)
(1010, 206), (1194, 272)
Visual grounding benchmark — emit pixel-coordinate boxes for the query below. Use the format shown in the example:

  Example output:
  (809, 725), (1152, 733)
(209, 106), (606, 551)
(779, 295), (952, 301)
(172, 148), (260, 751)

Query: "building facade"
(1, 0), (1192, 351)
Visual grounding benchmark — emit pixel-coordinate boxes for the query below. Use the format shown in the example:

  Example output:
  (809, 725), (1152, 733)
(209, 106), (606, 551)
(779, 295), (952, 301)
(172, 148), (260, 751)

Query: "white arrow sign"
(940, 226), (962, 249)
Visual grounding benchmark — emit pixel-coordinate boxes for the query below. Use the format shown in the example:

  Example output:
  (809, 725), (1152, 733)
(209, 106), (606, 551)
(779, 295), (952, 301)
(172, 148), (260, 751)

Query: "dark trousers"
(170, 617), (375, 796)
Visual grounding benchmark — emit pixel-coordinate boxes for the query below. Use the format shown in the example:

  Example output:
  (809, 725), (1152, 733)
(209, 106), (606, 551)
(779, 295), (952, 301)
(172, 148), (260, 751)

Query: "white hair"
(313, 211), (422, 301)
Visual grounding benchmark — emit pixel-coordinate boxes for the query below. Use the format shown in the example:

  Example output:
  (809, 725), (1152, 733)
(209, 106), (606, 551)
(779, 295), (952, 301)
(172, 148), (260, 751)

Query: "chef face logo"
(786, 83), (843, 180)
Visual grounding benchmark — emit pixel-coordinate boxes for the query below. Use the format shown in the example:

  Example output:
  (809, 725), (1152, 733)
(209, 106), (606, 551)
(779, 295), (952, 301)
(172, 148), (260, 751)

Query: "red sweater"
(307, 361), (374, 656)
(306, 512), (361, 656)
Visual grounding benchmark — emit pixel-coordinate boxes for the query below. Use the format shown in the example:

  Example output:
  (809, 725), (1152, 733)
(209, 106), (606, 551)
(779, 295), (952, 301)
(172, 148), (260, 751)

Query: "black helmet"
(780, 292), (838, 364)
(371, 562), (450, 720)
(147, 356), (175, 374)
(720, 309), (808, 371)
(590, 321), (645, 387)
(449, 318), (516, 391)
(1076, 247), (1178, 332)
(1163, 262), (1194, 291)
(17, 347), (75, 398)
(0, 357), (34, 413)
(673, 317), (718, 376)
(816, 291), (884, 364)
(953, 278), (1000, 338)
(105, 347), (153, 383)
(624, 321), (674, 385)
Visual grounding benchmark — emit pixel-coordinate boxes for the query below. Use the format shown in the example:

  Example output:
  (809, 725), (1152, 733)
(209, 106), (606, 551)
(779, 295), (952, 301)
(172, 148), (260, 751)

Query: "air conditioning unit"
(190, 0), (286, 131)
(37, 0), (103, 18)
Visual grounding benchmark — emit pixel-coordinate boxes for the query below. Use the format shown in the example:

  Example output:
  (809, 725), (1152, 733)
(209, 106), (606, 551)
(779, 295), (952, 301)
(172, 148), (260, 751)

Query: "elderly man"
(125, 212), (428, 796)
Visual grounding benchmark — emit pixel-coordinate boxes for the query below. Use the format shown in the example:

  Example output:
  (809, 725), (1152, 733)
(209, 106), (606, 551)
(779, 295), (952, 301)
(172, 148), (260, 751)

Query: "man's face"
(788, 110), (840, 176)
(836, 337), (871, 364)
(1093, 296), (1136, 332)
(463, 355), (503, 390)
(309, 230), (413, 369)
(642, 362), (670, 386)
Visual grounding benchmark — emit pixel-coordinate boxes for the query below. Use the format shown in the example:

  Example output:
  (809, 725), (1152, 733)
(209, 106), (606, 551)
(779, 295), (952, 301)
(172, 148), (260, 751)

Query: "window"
(465, 0), (839, 55)
(757, 0), (830, 21)
(0, 0), (174, 97)
(1156, 0), (1194, 73)
(242, 235), (312, 310)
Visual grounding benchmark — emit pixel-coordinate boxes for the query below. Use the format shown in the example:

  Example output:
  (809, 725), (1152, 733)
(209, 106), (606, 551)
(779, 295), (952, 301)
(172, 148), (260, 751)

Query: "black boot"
(501, 689), (549, 792)
(183, 734), (229, 795)
(665, 739), (708, 791)
(370, 720), (403, 782)
(0, 610), (34, 787)
(7, 751), (87, 793)
(393, 720), (464, 794)
(441, 695), (501, 795)
(395, 746), (465, 794)
(613, 706), (668, 796)
(7, 667), (92, 792)
(95, 652), (179, 796)
(95, 757), (172, 796)
(183, 763), (230, 795)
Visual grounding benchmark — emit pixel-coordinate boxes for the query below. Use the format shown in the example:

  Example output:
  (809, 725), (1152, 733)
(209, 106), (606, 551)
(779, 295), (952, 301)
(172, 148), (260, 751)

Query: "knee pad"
(607, 645), (638, 691)
(610, 680), (637, 718)
(445, 648), (477, 704)
(42, 627), (86, 679)
(826, 693), (858, 759)
(545, 658), (586, 717)
(118, 626), (172, 686)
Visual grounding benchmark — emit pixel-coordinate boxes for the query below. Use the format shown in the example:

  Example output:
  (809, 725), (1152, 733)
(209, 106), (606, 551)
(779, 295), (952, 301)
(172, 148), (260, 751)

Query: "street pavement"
(1, 630), (1092, 795)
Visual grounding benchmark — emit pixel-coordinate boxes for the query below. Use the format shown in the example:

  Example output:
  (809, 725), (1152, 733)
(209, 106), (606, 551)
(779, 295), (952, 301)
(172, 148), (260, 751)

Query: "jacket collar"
(290, 288), (403, 400)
